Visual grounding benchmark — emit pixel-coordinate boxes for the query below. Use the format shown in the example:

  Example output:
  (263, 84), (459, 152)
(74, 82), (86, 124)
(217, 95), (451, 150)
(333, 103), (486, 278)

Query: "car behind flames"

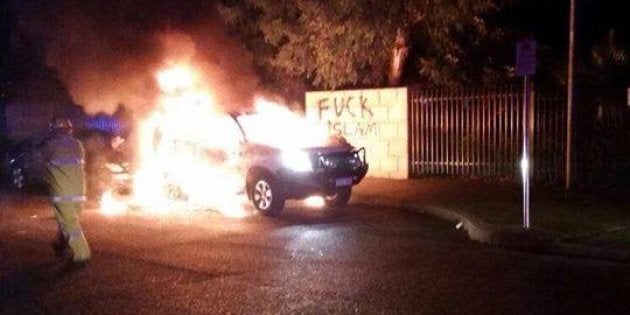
(231, 114), (369, 216)
(1, 132), (130, 198)
(1, 135), (47, 192)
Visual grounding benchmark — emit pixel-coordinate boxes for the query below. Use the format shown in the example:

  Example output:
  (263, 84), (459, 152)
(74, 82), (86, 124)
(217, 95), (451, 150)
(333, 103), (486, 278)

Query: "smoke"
(14, 0), (259, 115)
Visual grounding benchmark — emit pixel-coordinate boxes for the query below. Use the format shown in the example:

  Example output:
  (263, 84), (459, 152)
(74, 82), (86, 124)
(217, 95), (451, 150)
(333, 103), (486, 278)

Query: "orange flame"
(99, 62), (329, 218)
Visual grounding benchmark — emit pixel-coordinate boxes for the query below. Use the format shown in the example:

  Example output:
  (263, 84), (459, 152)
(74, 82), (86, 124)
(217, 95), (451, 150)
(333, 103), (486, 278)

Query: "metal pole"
(522, 76), (531, 229)
(565, 0), (576, 191)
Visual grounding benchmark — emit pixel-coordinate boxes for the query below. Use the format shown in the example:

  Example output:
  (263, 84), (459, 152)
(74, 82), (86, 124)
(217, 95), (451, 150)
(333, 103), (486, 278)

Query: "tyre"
(325, 186), (352, 208)
(250, 175), (285, 216)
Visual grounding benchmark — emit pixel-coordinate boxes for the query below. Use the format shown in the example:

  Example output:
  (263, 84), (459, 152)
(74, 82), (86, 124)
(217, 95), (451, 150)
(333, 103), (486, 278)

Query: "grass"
(356, 177), (630, 247)
(433, 186), (630, 246)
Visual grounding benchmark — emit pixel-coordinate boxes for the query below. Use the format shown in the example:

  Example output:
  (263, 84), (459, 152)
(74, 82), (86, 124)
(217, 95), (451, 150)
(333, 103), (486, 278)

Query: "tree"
(218, 0), (503, 94)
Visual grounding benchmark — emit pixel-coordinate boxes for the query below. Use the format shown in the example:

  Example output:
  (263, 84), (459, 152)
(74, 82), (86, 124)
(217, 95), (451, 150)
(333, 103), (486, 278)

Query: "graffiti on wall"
(316, 95), (379, 137)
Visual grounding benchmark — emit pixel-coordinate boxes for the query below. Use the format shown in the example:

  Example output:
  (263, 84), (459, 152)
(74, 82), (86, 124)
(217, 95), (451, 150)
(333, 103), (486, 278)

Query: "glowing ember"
(100, 190), (128, 217)
(303, 196), (325, 208)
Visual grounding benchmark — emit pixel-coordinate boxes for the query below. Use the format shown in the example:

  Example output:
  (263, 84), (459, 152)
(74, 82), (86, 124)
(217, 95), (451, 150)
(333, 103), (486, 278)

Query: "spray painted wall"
(305, 87), (408, 179)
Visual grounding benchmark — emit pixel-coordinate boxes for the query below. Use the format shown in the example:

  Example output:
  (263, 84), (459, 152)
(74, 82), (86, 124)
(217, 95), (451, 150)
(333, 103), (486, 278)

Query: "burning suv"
(231, 113), (369, 216)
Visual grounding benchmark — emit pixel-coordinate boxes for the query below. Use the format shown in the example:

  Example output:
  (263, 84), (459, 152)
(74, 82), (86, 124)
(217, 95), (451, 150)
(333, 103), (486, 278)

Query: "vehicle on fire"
(230, 113), (369, 216)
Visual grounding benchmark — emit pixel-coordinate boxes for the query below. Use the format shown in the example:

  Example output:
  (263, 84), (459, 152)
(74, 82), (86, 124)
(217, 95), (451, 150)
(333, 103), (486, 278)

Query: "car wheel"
(12, 167), (25, 189)
(250, 175), (285, 216)
(325, 186), (352, 208)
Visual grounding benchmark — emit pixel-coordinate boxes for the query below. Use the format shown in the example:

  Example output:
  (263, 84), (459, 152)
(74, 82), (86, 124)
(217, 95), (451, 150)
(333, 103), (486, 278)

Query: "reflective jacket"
(41, 134), (86, 203)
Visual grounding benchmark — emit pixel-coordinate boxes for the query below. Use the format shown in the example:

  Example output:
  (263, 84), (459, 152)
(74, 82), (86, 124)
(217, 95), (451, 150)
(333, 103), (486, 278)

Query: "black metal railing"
(408, 86), (566, 182)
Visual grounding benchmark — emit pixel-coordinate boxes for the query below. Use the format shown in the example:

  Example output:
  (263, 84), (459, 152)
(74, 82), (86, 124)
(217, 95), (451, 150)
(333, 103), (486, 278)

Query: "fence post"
(565, 0), (576, 191)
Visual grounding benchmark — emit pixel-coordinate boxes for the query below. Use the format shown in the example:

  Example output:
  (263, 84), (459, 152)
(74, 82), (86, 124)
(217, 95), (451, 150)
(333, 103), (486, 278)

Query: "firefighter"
(40, 116), (91, 266)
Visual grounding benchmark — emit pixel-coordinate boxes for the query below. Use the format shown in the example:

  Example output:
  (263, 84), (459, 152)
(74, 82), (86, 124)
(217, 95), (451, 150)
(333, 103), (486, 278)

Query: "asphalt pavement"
(1, 195), (629, 314)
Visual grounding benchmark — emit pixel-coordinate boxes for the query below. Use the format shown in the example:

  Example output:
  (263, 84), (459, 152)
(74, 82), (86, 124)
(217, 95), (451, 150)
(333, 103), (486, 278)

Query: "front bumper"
(277, 148), (369, 199)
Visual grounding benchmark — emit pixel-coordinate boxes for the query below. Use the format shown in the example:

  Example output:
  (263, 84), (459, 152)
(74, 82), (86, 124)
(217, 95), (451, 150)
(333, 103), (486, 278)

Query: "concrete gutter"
(353, 196), (630, 263)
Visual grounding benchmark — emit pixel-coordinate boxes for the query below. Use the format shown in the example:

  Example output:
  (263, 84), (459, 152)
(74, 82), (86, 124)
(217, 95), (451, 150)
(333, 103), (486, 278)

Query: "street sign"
(521, 79), (532, 229)
(516, 39), (537, 77)
(516, 37), (536, 228)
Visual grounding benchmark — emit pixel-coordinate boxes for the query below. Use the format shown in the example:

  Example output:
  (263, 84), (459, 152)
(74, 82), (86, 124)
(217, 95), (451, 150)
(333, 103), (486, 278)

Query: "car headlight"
(281, 151), (313, 172)
(348, 154), (362, 168)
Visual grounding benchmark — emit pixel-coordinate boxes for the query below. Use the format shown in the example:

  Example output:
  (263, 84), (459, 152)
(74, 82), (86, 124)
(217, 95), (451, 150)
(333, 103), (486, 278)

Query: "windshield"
(234, 113), (333, 150)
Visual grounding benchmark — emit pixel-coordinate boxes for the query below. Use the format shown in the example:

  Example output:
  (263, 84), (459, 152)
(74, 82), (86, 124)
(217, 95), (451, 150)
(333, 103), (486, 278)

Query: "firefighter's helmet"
(50, 116), (74, 134)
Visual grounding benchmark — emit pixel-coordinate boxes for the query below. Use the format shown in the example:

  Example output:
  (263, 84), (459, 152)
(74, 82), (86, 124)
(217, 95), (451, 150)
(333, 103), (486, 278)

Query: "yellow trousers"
(53, 202), (91, 262)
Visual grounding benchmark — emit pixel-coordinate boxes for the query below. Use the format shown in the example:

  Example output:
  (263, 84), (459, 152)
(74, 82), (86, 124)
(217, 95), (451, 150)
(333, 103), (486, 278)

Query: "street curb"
(352, 195), (630, 263)
(404, 203), (553, 251)
(548, 243), (630, 262)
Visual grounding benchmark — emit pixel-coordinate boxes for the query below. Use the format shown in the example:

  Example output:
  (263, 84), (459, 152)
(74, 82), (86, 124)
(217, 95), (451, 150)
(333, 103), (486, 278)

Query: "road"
(1, 195), (629, 314)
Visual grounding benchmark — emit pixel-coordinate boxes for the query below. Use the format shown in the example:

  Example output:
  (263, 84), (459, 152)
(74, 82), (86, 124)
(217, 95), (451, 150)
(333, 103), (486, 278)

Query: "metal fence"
(409, 86), (566, 182)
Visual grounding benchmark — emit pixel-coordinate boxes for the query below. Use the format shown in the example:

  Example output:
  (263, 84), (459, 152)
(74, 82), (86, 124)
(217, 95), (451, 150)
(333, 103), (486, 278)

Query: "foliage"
(218, 0), (503, 93)
(584, 29), (629, 93)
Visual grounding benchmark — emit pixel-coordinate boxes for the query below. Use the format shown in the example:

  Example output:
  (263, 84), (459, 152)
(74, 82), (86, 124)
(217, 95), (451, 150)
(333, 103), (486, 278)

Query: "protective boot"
(51, 230), (69, 258)
(54, 202), (91, 264)
(68, 228), (91, 264)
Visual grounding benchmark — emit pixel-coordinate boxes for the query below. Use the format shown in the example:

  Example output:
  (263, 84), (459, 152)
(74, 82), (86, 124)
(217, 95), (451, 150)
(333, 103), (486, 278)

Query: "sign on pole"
(516, 38), (536, 229)
(516, 39), (537, 77)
